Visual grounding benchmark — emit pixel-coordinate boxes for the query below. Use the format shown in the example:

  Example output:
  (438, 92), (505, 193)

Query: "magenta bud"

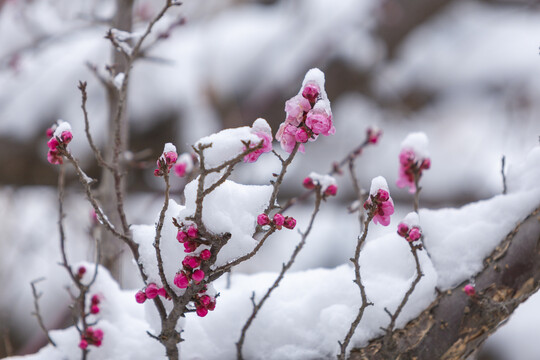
(192, 269), (205, 283)
(273, 213), (285, 227)
(377, 189), (389, 202)
(145, 283), (159, 299)
(284, 217), (296, 230)
(303, 177), (315, 190)
(187, 225), (198, 238)
(200, 249), (211, 261)
(174, 272), (189, 289)
(397, 223), (409, 237)
(177, 231), (188, 243)
(408, 227), (422, 242)
(463, 284), (475, 296)
(257, 213), (270, 226)
(324, 184), (338, 196)
(135, 290), (147, 304)
(196, 306), (208, 317)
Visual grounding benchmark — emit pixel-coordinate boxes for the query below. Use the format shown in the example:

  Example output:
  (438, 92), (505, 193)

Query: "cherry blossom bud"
(257, 214), (270, 226)
(366, 127), (382, 144)
(200, 295), (212, 307)
(397, 223), (409, 237)
(157, 288), (167, 298)
(464, 284), (475, 296)
(207, 300), (216, 311)
(145, 283), (159, 299)
(177, 231), (188, 243)
(153, 169), (162, 177)
(196, 306), (208, 317)
(376, 189), (389, 202)
(324, 184), (338, 196)
(273, 213), (285, 227)
(47, 137), (59, 150)
(192, 269), (205, 283)
(182, 255), (201, 269)
(184, 240), (198, 253)
(91, 294), (100, 305)
(187, 225), (198, 238)
(90, 305), (100, 314)
(135, 290), (147, 304)
(408, 227), (422, 242)
(93, 328), (104, 341)
(164, 151), (178, 165)
(295, 128), (310, 143)
(421, 158), (431, 170)
(200, 249), (211, 261)
(60, 131), (73, 144)
(77, 266), (86, 277)
(303, 177), (316, 189)
(302, 82), (320, 104)
(46, 128), (54, 138)
(174, 272), (189, 289)
(284, 217), (296, 230)
(174, 163), (187, 177)
(79, 339), (88, 350)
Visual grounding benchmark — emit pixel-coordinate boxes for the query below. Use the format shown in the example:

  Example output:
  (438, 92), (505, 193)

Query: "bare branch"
(30, 278), (57, 347)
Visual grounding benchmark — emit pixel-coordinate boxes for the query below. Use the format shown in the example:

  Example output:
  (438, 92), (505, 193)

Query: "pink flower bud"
(324, 184), (338, 196)
(60, 130), (73, 144)
(157, 287), (167, 297)
(77, 266), (86, 277)
(305, 108), (334, 136)
(377, 189), (389, 202)
(284, 217), (296, 230)
(207, 300), (216, 311)
(257, 214), (270, 226)
(408, 227), (421, 242)
(302, 82), (320, 104)
(187, 225), (198, 238)
(153, 169), (162, 177)
(93, 328), (104, 342)
(192, 269), (205, 283)
(135, 290), (147, 303)
(90, 305), (100, 314)
(79, 339), (88, 350)
(295, 128), (310, 143)
(200, 249), (211, 261)
(145, 283), (159, 299)
(184, 240), (198, 253)
(196, 306), (208, 317)
(464, 284), (475, 296)
(182, 255), (201, 269)
(421, 158), (431, 170)
(47, 137), (60, 150)
(273, 213), (285, 227)
(366, 127), (382, 144)
(174, 272), (189, 289)
(86, 327), (94, 337)
(200, 295), (212, 307)
(303, 177), (315, 190)
(164, 151), (178, 165)
(177, 231), (188, 243)
(46, 128), (54, 138)
(95, 340), (102, 347)
(91, 294), (100, 305)
(397, 223), (409, 237)
(174, 163), (187, 177)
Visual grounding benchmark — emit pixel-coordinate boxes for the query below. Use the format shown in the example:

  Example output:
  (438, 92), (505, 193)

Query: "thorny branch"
(30, 278), (56, 347)
(236, 190), (324, 360)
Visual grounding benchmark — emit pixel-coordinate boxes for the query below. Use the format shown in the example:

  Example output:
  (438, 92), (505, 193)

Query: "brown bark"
(350, 205), (540, 360)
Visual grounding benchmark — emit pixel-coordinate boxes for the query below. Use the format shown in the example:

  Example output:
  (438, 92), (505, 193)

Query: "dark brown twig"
(501, 155), (507, 195)
(30, 278), (57, 347)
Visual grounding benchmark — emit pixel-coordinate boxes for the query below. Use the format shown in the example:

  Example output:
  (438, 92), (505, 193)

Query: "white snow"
(163, 142), (177, 154)
(399, 212), (420, 228)
(53, 120), (71, 138)
(307, 172), (337, 193)
(113, 73), (125, 90)
(369, 175), (389, 196)
(401, 132), (430, 160)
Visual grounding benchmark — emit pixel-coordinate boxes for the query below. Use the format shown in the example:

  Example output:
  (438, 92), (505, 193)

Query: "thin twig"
(236, 191), (323, 360)
(30, 278), (57, 347)
(501, 155), (507, 195)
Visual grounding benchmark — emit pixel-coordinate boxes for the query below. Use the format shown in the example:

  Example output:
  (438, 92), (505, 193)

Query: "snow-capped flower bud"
(90, 305), (100, 314)
(135, 290), (147, 304)
(196, 306), (208, 317)
(302, 81), (320, 104)
(187, 225), (198, 238)
(463, 284), (475, 296)
(184, 240), (198, 253)
(303, 177), (316, 189)
(257, 214), (270, 226)
(324, 184), (338, 196)
(421, 158), (431, 170)
(174, 272), (189, 289)
(60, 130), (73, 144)
(295, 128), (310, 143)
(408, 227), (422, 242)
(145, 283), (159, 299)
(305, 109), (333, 136)
(377, 189), (389, 202)
(283, 217), (296, 230)
(200, 249), (211, 261)
(192, 269), (205, 283)
(397, 223), (409, 237)
(164, 151), (178, 165)
(273, 213), (285, 227)
(177, 231), (188, 243)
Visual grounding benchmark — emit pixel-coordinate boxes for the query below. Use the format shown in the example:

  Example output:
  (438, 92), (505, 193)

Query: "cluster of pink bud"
(193, 286), (216, 317)
(396, 133), (431, 193)
(366, 126), (383, 144)
(89, 294), (101, 315)
(173, 222), (211, 290)
(46, 122), (73, 165)
(176, 224), (201, 252)
(135, 283), (170, 304)
(397, 222), (422, 243)
(78, 327), (104, 349)
(463, 284), (476, 297)
(302, 174), (338, 197)
(154, 143), (178, 177)
(364, 178), (394, 226)
(276, 68), (334, 153)
(257, 213), (296, 230)
(244, 118), (273, 163)
(174, 152), (197, 177)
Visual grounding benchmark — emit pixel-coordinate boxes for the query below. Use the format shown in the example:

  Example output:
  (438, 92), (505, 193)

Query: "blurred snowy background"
(1, 0), (539, 358)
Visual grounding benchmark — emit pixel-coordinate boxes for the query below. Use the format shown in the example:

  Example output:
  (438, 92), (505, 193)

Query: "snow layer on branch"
(179, 179), (273, 266)
(421, 146), (540, 289)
